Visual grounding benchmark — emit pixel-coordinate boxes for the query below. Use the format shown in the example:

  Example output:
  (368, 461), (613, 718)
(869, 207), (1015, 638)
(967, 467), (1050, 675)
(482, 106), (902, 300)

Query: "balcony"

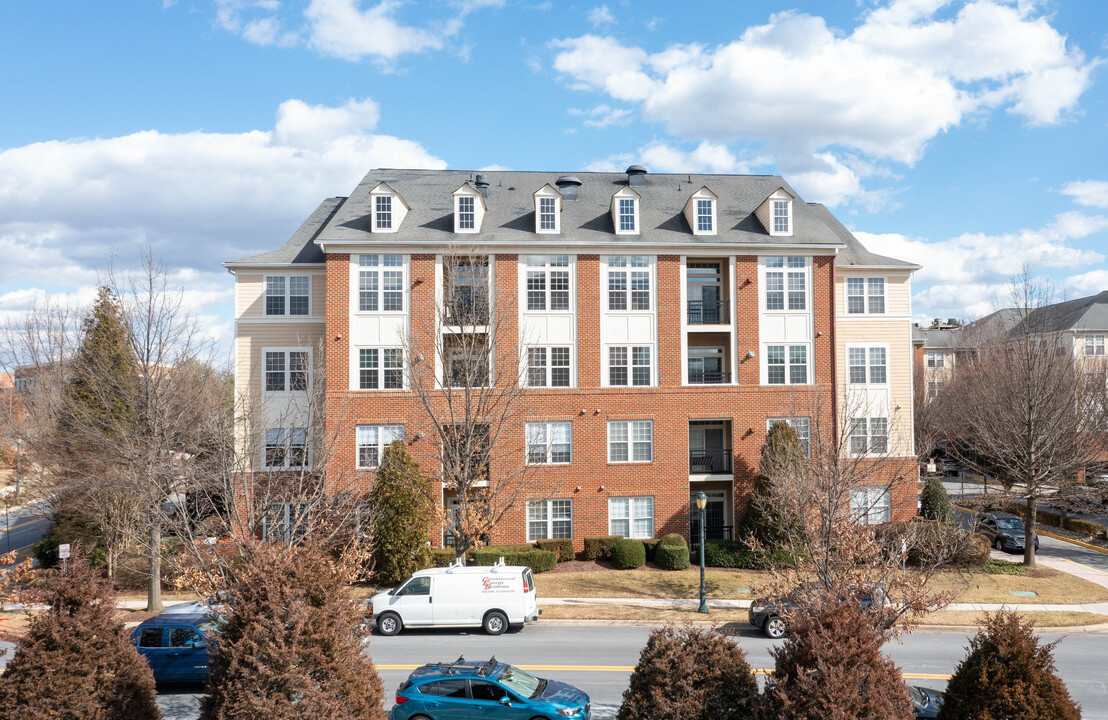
(687, 299), (729, 325)
(690, 524), (733, 549)
(689, 449), (732, 474)
(687, 369), (731, 385)
(445, 296), (489, 325)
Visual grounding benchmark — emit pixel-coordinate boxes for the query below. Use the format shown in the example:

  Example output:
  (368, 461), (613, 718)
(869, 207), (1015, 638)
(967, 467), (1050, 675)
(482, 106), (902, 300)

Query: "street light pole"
(14, 438), (21, 501)
(696, 491), (708, 614)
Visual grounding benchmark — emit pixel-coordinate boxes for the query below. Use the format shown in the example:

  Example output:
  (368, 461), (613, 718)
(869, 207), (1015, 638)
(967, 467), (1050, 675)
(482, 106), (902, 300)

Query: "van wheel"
(483, 611), (508, 636)
(376, 612), (402, 636)
(764, 616), (787, 639)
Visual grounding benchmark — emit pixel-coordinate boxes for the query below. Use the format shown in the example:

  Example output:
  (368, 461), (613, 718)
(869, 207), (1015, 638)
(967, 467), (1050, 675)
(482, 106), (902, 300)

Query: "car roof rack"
(418, 656), (500, 678)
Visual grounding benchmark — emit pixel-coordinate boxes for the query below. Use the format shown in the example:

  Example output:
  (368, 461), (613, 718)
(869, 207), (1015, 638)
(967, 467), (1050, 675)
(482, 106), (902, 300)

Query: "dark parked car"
(391, 656), (590, 720)
(748, 583), (891, 639)
(132, 613), (217, 684)
(976, 511), (1038, 553)
(909, 683), (945, 718)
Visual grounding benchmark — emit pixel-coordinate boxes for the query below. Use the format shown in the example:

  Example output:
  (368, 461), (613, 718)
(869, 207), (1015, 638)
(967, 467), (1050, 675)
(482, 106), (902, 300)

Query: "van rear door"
(522, 568), (537, 620)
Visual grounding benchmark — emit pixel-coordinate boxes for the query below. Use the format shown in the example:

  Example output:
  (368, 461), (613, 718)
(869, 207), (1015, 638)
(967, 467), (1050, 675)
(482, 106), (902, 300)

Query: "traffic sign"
(58, 543), (70, 559)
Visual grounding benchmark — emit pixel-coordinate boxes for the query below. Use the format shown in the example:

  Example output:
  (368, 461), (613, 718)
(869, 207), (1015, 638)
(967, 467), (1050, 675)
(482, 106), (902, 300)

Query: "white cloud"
(1063, 269), (1108, 298)
(305, 0), (449, 62)
(550, 1), (1096, 204)
(586, 141), (747, 174)
(1061, 180), (1108, 208)
(569, 104), (633, 129)
(0, 97), (445, 345)
(588, 5), (615, 27)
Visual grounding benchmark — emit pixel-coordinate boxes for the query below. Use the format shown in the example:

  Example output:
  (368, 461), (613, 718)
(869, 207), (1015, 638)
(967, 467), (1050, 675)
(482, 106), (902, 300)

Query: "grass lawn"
(918, 610), (1108, 628)
(534, 564), (1108, 605)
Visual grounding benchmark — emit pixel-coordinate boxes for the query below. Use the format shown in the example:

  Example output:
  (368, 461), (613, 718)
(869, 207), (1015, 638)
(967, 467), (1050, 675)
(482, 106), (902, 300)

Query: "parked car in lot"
(909, 683), (945, 718)
(976, 511), (1039, 553)
(370, 559), (539, 636)
(941, 459), (959, 476)
(132, 613), (218, 684)
(748, 583), (891, 639)
(392, 656), (590, 720)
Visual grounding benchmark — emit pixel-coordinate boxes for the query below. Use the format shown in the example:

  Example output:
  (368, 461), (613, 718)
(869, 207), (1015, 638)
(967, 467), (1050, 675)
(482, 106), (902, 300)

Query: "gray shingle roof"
(315, 169), (849, 249)
(916, 308), (1025, 349)
(1013, 290), (1108, 334)
(225, 197), (346, 266)
(806, 204), (919, 269)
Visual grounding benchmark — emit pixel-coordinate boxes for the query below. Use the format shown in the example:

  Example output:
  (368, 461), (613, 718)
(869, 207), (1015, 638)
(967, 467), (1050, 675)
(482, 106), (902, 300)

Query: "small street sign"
(58, 543), (70, 559)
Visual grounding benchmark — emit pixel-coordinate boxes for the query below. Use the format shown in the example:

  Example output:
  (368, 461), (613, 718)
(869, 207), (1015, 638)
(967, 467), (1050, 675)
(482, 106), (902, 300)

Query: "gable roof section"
(807, 204), (919, 270)
(1014, 290), (1108, 334)
(314, 169), (848, 250)
(225, 196), (346, 267)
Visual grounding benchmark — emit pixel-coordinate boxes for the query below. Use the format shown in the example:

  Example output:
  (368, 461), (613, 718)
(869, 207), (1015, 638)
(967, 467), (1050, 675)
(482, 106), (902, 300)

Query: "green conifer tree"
(741, 421), (806, 550)
(369, 440), (436, 585)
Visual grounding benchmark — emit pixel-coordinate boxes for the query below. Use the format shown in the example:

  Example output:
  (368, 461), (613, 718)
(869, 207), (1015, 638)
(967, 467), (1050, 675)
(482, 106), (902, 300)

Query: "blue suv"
(392, 656), (590, 720)
(132, 613), (217, 684)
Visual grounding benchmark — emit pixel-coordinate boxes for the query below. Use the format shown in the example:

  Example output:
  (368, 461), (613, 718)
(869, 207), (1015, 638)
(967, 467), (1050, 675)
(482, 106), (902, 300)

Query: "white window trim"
(605, 345), (654, 388)
(770, 198), (792, 236)
(846, 344), (889, 386)
(262, 347), (311, 394)
(608, 496), (655, 539)
(357, 347), (406, 391)
(453, 188), (484, 234)
(612, 189), (641, 236)
(527, 499), (574, 541)
(851, 487), (891, 525)
(1084, 334), (1106, 356)
(608, 420), (654, 463)
(522, 256), (574, 314)
(262, 502), (311, 542)
(848, 417), (890, 457)
(526, 422), (573, 465)
(604, 255), (654, 313)
(761, 256), (809, 313)
(262, 427), (310, 471)
(764, 343), (810, 386)
(264, 275), (311, 317)
(525, 345), (574, 388)
(355, 424), (405, 469)
(846, 276), (887, 315)
(374, 194), (393, 231)
(534, 190), (561, 234)
(766, 417), (811, 456)
(925, 350), (945, 369)
(355, 254), (408, 315)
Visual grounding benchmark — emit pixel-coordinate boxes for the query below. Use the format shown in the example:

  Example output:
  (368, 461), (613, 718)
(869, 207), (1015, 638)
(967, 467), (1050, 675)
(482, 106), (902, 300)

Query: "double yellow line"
(376, 664), (951, 680)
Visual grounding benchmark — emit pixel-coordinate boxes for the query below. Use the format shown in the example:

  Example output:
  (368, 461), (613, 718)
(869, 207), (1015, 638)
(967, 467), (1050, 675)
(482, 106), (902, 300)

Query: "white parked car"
(369, 558), (539, 636)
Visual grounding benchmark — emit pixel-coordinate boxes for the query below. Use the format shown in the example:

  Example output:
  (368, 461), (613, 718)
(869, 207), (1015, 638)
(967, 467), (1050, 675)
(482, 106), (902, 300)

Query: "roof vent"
(626, 165), (647, 188)
(474, 174), (490, 198)
(554, 175), (582, 201)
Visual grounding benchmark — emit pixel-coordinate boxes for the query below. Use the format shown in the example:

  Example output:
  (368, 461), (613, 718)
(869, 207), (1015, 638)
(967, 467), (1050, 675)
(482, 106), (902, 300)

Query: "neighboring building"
(226, 167), (920, 548)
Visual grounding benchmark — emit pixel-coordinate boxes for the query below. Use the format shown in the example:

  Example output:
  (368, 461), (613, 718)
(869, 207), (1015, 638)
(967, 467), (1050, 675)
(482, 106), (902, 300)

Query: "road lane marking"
(0, 517), (48, 533)
(375, 664), (951, 680)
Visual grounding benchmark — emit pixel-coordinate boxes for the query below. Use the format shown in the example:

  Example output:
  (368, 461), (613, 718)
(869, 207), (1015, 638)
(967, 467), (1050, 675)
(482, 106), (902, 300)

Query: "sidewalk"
(539, 597), (1108, 614)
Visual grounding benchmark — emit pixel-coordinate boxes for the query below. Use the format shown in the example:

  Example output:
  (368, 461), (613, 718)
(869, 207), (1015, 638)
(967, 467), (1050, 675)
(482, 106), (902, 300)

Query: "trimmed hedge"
(429, 548), (459, 567)
(657, 533), (687, 549)
(583, 535), (623, 560)
(1005, 504), (1106, 539)
(640, 538), (660, 561)
(703, 539), (761, 569)
(611, 539), (647, 569)
(655, 544), (690, 570)
(471, 549), (557, 573)
(535, 539), (575, 562)
(1066, 517), (1106, 537)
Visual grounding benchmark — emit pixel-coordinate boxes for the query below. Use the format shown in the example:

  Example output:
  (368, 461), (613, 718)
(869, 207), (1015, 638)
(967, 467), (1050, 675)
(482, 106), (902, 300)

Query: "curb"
(1036, 529), (1108, 555)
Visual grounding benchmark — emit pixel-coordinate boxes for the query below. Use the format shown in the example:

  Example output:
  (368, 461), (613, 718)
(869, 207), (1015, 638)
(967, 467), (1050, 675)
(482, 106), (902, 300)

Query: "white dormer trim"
(756, 188), (794, 237)
(369, 182), (410, 234)
(611, 186), (641, 236)
(453, 182), (487, 234)
(534, 184), (562, 235)
(683, 187), (718, 236)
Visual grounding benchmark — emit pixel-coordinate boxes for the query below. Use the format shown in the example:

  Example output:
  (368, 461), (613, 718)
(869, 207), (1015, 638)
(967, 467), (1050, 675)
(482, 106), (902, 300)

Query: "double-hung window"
(618, 198), (636, 231)
(528, 499), (572, 541)
(375, 195), (392, 230)
(608, 420), (653, 463)
(696, 199), (713, 232)
(925, 351), (945, 368)
(264, 275), (310, 316)
(264, 350), (308, 392)
(1085, 335), (1106, 356)
(607, 256), (651, 311)
(538, 197), (557, 231)
(457, 196), (475, 229)
(356, 424), (404, 469)
(772, 199), (790, 233)
(527, 346), (571, 387)
(609, 497), (654, 538)
(525, 256), (571, 311)
(765, 257), (806, 310)
(847, 277), (886, 314)
(849, 418), (889, 455)
(851, 487), (890, 525)
(263, 502), (311, 542)
(767, 417), (811, 456)
(766, 345), (808, 384)
(263, 427), (309, 469)
(848, 346), (887, 384)
(526, 422), (572, 464)
(609, 346), (651, 386)
(358, 255), (404, 312)
(359, 348), (403, 390)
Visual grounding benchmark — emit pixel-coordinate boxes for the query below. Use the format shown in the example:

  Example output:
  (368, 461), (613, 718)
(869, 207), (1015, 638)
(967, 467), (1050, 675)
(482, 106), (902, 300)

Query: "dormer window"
(697, 200), (713, 232)
(533, 184), (562, 234)
(458, 196), (475, 229)
(375, 196), (392, 230)
(619, 198), (636, 231)
(540, 198), (556, 230)
(773, 200), (790, 233)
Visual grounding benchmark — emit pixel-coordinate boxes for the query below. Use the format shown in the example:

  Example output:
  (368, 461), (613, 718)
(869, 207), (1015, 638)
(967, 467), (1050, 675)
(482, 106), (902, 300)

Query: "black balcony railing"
(687, 369), (731, 385)
(690, 524), (734, 549)
(689, 449), (732, 473)
(445, 296), (490, 325)
(687, 299), (729, 325)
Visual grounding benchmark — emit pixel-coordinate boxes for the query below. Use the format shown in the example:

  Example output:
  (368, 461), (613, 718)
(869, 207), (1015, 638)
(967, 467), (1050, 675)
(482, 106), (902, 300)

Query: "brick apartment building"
(225, 167), (919, 549)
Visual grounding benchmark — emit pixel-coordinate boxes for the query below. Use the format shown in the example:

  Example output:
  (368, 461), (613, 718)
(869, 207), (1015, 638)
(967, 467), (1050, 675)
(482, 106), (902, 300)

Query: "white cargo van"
(370, 559), (539, 636)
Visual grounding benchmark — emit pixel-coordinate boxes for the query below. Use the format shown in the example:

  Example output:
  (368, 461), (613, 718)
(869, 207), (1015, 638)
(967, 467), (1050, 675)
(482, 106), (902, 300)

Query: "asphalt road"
(141, 622), (1108, 720)
(0, 512), (49, 555)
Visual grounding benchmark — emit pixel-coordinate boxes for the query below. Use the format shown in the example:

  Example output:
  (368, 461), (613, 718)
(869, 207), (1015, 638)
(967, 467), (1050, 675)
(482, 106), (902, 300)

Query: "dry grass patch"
(535, 568), (763, 599)
(538, 604), (750, 624)
(918, 610), (1108, 628)
(929, 567), (1108, 605)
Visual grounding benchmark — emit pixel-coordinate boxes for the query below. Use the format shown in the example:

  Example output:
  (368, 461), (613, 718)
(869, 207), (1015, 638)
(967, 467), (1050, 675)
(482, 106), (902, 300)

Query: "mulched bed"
(544, 559), (751, 575)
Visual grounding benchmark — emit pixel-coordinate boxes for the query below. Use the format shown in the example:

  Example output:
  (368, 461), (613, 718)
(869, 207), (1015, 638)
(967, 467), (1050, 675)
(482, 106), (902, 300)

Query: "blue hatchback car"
(132, 613), (217, 684)
(392, 656), (590, 720)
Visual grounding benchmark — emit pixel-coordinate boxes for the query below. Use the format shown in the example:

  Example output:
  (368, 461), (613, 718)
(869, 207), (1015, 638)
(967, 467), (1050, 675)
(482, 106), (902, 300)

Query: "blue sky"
(2, 0), (1107, 354)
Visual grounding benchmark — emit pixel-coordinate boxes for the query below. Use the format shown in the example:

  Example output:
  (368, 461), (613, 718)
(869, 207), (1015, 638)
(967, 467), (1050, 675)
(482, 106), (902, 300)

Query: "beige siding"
(834, 271), (912, 317)
(235, 270), (326, 319)
(235, 322), (325, 396)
